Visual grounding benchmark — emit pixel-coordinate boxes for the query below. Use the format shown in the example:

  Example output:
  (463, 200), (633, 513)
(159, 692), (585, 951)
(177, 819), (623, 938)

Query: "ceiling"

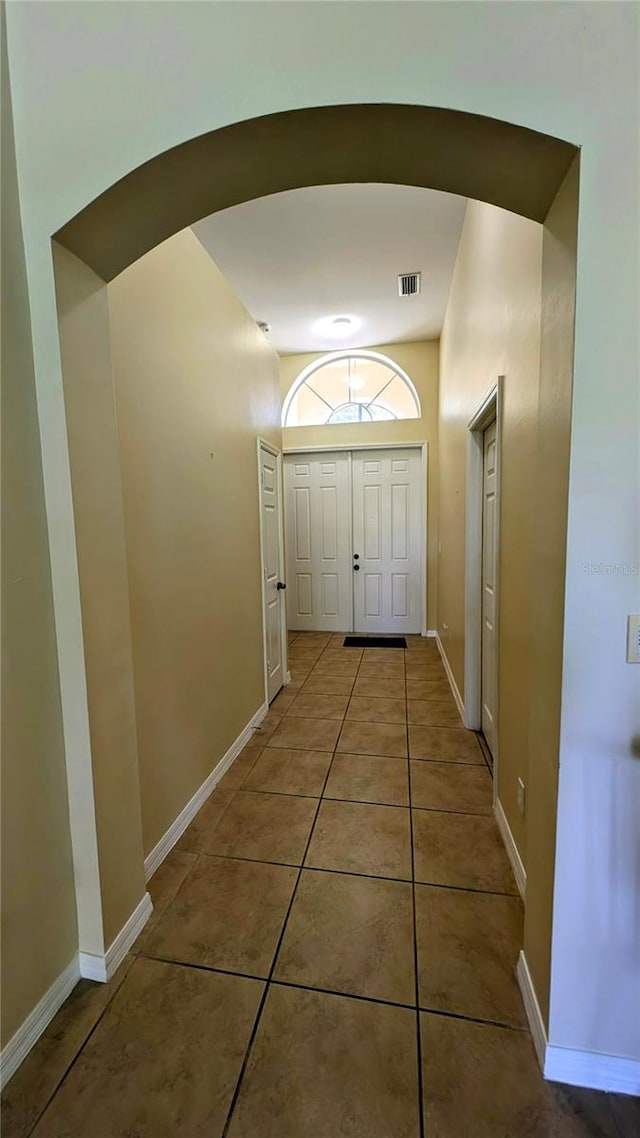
(192, 184), (467, 355)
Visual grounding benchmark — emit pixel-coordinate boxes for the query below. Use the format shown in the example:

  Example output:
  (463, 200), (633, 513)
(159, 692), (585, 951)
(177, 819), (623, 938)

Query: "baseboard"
(544, 1043), (640, 1096)
(517, 951), (548, 1072)
(494, 797), (527, 901)
(517, 953), (640, 1094)
(285, 670), (291, 684)
(0, 955), (80, 1090)
(143, 701), (268, 882)
(434, 634), (465, 722)
(79, 891), (153, 982)
(426, 629), (437, 638)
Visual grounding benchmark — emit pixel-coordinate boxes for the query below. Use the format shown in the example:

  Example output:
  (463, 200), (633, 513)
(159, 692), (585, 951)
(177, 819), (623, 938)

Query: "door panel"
(259, 443), (285, 702)
(352, 448), (422, 634)
(284, 452), (351, 631)
(481, 420), (498, 756)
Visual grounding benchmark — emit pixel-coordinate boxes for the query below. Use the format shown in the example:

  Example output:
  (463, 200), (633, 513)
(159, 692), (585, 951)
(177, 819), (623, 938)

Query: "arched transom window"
(282, 350), (421, 427)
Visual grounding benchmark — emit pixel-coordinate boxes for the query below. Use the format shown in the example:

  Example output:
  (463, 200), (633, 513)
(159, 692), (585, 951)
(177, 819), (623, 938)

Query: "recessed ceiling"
(192, 184), (466, 355)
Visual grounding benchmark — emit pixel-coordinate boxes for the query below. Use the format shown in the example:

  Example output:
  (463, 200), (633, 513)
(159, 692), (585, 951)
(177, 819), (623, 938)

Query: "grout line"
(406, 653), (426, 1138)
(220, 712), (339, 1137)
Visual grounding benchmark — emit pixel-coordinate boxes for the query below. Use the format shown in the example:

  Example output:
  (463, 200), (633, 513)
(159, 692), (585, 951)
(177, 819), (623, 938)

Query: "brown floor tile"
(138, 855), (297, 976)
(288, 666), (313, 684)
(410, 760), (493, 815)
(405, 660), (446, 680)
(176, 786), (235, 854)
(0, 958), (134, 1138)
(362, 647), (406, 660)
(420, 1013), (621, 1138)
(412, 810), (517, 893)
(269, 687), (297, 712)
(407, 678), (454, 701)
(205, 790), (317, 865)
(274, 869), (415, 1004)
(609, 1093), (640, 1138)
(407, 699), (463, 728)
(337, 720), (408, 758)
(292, 632), (331, 646)
(302, 673), (355, 696)
(409, 725), (484, 764)
(267, 716), (341, 752)
(319, 647), (363, 663)
(287, 692), (349, 720)
(358, 660), (405, 679)
(31, 959), (263, 1138)
(346, 696), (407, 723)
(227, 986), (420, 1138)
(217, 745), (264, 789)
(352, 674), (406, 699)
(415, 885), (525, 1026)
(138, 848), (198, 943)
(243, 747), (332, 797)
(325, 753), (410, 806)
(327, 634), (356, 649)
(306, 800), (412, 880)
(311, 658), (360, 677)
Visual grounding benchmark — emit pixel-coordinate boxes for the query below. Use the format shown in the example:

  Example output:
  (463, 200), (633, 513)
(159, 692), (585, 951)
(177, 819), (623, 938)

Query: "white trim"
(281, 349), (421, 428)
(517, 952), (640, 1095)
(426, 629), (437, 638)
(464, 378), (503, 800)
(79, 892), (153, 983)
(435, 634), (465, 723)
(544, 1045), (640, 1096)
(0, 956), (80, 1089)
(284, 441), (427, 455)
(494, 798), (527, 900)
(517, 951), (548, 1072)
(143, 700), (267, 882)
(284, 669), (292, 684)
(257, 437), (288, 706)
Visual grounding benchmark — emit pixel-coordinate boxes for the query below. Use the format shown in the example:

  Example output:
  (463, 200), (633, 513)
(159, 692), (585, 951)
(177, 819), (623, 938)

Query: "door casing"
(257, 437), (288, 704)
(283, 442), (428, 636)
(464, 379), (503, 801)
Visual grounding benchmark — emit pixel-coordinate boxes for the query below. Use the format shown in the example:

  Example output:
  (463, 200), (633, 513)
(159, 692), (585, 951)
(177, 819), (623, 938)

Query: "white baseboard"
(79, 891), (153, 982)
(0, 955), (80, 1090)
(426, 629), (437, 638)
(545, 1043), (640, 1096)
(517, 952), (640, 1095)
(494, 797), (527, 901)
(143, 701), (268, 882)
(435, 634), (465, 722)
(284, 670), (291, 684)
(517, 951), (548, 1072)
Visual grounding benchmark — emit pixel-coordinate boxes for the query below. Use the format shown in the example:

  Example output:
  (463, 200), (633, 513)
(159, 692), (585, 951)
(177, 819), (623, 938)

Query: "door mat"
(343, 636), (407, 649)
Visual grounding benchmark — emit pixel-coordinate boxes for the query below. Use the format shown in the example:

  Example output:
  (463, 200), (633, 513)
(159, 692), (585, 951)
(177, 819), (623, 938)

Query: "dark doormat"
(343, 636), (407, 648)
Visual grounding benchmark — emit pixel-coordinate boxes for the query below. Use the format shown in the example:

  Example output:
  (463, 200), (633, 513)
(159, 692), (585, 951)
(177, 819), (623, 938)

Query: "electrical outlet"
(627, 615), (640, 663)
(517, 778), (526, 816)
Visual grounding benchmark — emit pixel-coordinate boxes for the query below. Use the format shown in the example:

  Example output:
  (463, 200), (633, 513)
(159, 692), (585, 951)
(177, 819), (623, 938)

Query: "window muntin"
(283, 351), (420, 427)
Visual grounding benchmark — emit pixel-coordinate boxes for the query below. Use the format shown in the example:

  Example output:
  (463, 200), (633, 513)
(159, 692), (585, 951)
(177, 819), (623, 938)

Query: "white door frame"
(283, 442), (429, 637)
(465, 380), (503, 796)
(257, 437), (289, 702)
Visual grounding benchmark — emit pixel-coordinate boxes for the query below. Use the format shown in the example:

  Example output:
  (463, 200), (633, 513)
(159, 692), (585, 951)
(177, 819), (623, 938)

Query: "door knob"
(276, 581), (287, 590)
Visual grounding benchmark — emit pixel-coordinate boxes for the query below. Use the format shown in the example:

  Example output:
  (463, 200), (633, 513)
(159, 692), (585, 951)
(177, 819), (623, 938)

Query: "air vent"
(398, 272), (421, 297)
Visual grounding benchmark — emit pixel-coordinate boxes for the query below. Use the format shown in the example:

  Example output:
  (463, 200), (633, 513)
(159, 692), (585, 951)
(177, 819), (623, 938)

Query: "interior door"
(481, 420), (498, 757)
(352, 448), (423, 634)
(259, 442), (286, 702)
(284, 453), (351, 631)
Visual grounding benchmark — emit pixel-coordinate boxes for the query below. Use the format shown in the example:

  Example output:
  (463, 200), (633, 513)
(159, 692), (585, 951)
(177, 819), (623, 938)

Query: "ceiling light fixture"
(315, 314), (361, 340)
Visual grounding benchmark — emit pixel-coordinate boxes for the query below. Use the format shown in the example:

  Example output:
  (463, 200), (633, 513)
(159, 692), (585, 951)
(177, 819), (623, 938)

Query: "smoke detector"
(398, 272), (422, 297)
(257, 321), (271, 334)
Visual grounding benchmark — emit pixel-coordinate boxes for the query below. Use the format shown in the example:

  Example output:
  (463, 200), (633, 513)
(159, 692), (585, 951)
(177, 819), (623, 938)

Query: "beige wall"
(281, 341), (439, 629)
(108, 230), (281, 857)
(54, 245), (146, 948)
(438, 200), (543, 864)
(0, 25), (77, 1046)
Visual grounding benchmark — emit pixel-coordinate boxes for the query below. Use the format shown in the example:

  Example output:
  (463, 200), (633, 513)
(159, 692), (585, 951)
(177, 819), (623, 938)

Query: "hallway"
(3, 634), (637, 1137)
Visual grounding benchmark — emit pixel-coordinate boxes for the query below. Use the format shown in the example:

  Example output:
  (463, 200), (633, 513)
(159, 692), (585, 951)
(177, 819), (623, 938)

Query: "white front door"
(259, 442), (286, 702)
(284, 452), (352, 632)
(352, 448), (423, 634)
(481, 420), (498, 756)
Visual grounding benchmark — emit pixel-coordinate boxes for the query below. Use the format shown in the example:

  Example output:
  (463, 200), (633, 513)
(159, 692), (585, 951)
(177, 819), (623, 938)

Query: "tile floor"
(2, 632), (638, 1137)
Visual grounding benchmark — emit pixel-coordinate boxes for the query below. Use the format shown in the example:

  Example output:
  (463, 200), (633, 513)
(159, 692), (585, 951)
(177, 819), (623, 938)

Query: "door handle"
(276, 581), (287, 590)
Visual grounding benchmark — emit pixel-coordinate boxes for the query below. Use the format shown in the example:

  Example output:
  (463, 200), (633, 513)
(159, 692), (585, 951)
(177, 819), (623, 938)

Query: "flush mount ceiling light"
(315, 314), (360, 340)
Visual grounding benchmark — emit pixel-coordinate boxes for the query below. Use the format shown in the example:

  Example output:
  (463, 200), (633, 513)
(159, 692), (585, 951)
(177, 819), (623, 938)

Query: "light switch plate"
(627, 615), (640, 663)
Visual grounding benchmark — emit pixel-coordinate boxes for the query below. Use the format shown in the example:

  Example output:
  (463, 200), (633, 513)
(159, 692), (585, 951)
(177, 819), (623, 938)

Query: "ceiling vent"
(398, 272), (422, 297)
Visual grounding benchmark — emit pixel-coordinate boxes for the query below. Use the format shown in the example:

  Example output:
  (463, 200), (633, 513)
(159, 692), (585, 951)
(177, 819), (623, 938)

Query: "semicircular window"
(282, 351), (421, 428)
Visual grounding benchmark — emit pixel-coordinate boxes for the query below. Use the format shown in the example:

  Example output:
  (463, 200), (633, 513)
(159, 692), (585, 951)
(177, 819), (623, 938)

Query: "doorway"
(257, 439), (287, 703)
(465, 382), (502, 774)
(284, 445), (425, 635)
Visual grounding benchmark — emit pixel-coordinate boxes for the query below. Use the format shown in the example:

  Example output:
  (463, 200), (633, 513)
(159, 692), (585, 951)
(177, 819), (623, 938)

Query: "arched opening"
(50, 103), (579, 1065)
